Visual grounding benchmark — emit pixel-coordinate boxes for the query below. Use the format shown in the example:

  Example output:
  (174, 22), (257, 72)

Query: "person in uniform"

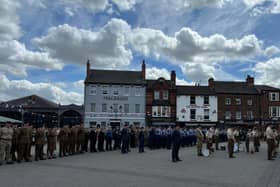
(130, 126), (136, 148)
(266, 125), (274, 160)
(77, 124), (85, 153)
(196, 125), (204, 156)
(83, 127), (90, 152)
(105, 126), (113, 151)
(166, 126), (172, 149)
(58, 125), (68, 157)
(227, 127), (235, 158)
(68, 126), (75, 155)
(98, 127), (105, 152)
(0, 122), (14, 165)
(206, 127), (214, 154)
(252, 127), (260, 152)
(11, 124), (20, 162)
(138, 126), (145, 153)
(233, 128), (240, 152)
(18, 123), (32, 162)
(27, 125), (34, 158)
(121, 125), (129, 154)
(35, 126), (46, 161)
(47, 127), (57, 159)
(171, 125), (181, 162)
(113, 126), (121, 150)
(214, 128), (220, 150)
(89, 126), (97, 152)
(245, 129), (252, 153)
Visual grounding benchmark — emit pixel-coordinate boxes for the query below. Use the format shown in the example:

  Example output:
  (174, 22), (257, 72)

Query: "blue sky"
(0, 0), (280, 104)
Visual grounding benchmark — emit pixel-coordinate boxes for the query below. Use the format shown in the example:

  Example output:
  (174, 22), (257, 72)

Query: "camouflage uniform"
(0, 126), (14, 164)
(18, 125), (32, 162)
(47, 128), (57, 159)
(35, 128), (45, 161)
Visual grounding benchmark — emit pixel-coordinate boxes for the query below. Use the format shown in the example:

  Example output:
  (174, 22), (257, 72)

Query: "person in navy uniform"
(171, 124), (182, 162)
(113, 126), (121, 150)
(121, 124), (129, 154)
(138, 127), (145, 153)
(166, 126), (172, 149)
(89, 126), (97, 152)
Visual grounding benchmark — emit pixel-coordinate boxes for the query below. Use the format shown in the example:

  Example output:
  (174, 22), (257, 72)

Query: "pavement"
(0, 143), (279, 187)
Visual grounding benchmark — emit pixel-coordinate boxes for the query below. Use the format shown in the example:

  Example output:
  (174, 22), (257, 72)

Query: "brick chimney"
(171, 70), (176, 85)
(208, 77), (214, 89)
(86, 59), (90, 76)
(246, 75), (254, 86)
(141, 59), (146, 80)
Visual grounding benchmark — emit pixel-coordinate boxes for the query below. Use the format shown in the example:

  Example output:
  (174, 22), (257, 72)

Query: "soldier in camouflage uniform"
(18, 123), (32, 162)
(35, 126), (45, 161)
(77, 124), (85, 153)
(11, 124), (20, 161)
(0, 122), (14, 165)
(59, 125), (68, 157)
(47, 127), (57, 159)
(69, 125), (78, 155)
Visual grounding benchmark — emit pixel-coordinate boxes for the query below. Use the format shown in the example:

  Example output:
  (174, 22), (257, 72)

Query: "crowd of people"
(0, 122), (279, 166)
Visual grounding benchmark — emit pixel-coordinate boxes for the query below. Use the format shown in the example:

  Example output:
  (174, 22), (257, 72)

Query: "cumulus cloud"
(34, 19), (132, 68)
(0, 74), (83, 105)
(264, 46), (280, 57)
(243, 0), (280, 14)
(0, 0), (21, 40)
(146, 67), (191, 85)
(0, 40), (63, 76)
(254, 57), (280, 87)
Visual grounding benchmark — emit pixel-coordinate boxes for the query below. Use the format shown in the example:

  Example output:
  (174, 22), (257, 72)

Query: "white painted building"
(176, 86), (218, 126)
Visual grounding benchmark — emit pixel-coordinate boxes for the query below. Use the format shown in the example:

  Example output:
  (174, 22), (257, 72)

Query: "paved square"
(0, 143), (279, 187)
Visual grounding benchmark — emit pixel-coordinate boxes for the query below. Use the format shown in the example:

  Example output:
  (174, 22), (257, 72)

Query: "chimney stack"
(208, 77), (214, 89)
(86, 60), (90, 76)
(246, 75), (254, 86)
(141, 60), (146, 80)
(171, 70), (176, 85)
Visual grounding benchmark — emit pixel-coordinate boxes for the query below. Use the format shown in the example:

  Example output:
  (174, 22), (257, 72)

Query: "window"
(236, 111), (241, 120)
(112, 104), (118, 113)
(190, 109), (196, 120)
(113, 87), (119, 96)
(190, 96), (196, 105)
(152, 107), (157, 117)
(135, 87), (141, 96)
(204, 109), (210, 120)
(124, 86), (130, 96)
(102, 86), (108, 95)
(90, 86), (97, 95)
(154, 91), (160, 100)
(225, 111), (231, 120)
(101, 122), (106, 127)
(225, 98), (231, 105)
(235, 98), (241, 105)
(247, 98), (253, 106)
(270, 92), (279, 101)
(204, 96), (209, 105)
(135, 104), (140, 113)
(124, 104), (129, 113)
(270, 107), (280, 117)
(102, 104), (107, 112)
(90, 103), (96, 112)
(247, 111), (254, 120)
(162, 90), (169, 100)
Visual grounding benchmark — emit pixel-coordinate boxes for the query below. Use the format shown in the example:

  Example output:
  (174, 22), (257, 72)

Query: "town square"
(1, 0), (280, 187)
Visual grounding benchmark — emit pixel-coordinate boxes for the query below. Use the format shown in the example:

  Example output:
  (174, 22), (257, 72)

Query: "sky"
(0, 0), (280, 105)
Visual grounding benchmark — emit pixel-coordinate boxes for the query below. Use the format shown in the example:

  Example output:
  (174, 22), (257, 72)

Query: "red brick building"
(146, 71), (176, 126)
(209, 75), (280, 127)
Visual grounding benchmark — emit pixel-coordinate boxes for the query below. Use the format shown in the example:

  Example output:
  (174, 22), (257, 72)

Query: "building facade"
(209, 76), (260, 127)
(84, 61), (146, 128)
(146, 71), (176, 126)
(176, 86), (218, 126)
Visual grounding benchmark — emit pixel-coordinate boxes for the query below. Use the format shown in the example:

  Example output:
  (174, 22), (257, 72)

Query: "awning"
(0, 116), (22, 124)
(185, 123), (216, 127)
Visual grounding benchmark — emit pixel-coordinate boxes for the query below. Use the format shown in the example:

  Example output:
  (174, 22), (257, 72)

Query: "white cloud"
(0, 40), (63, 76)
(0, 74), (83, 105)
(111, 0), (137, 11)
(0, 0), (21, 40)
(243, 0), (280, 14)
(34, 19), (132, 68)
(176, 0), (225, 9)
(146, 67), (191, 85)
(254, 57), (280, 87)
(264, 46), (280, 57)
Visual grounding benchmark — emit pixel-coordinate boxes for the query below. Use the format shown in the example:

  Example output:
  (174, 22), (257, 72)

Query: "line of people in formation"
(0, 122), (279, 165)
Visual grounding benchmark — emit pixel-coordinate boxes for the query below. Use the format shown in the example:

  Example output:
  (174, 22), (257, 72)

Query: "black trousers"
(138, 140), (144, 153)
(172, 144), (180, 161)
(121, 140), (129, 153)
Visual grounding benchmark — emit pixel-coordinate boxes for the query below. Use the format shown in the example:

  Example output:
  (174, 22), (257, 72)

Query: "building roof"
(176, 86), (216, 95)
(146, 78), (174, 89)
(0, 95), (59, 109)
(85, 69), (145, 85)
(0, 116), (22, 124)
(254, 85), (280, 92)
(211, 81), (258, 94)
